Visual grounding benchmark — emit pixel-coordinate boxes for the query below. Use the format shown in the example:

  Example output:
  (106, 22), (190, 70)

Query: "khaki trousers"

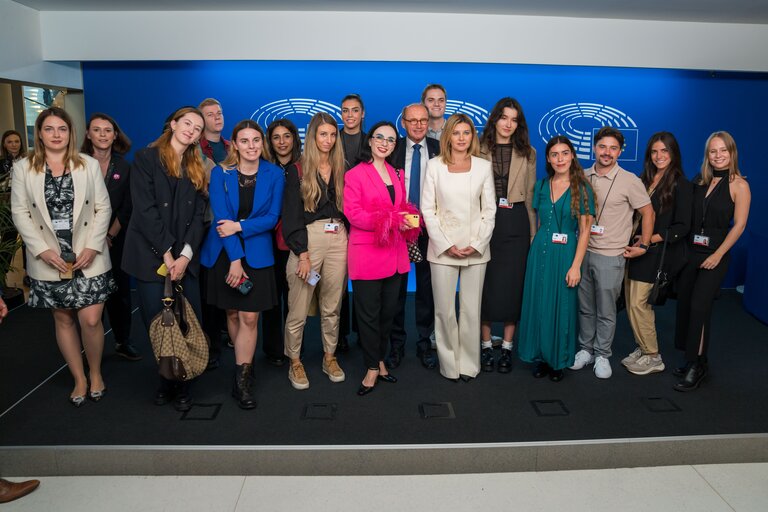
(625, 276), (658, 354)
(284, 220), (348, 359)
(430, 262), (487, 379)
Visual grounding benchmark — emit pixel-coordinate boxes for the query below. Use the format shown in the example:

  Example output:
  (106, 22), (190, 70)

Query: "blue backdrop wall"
(81, 60), (767, 319)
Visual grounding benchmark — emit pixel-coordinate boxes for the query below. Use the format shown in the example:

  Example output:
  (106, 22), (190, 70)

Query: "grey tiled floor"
(3, 463), (767, 511)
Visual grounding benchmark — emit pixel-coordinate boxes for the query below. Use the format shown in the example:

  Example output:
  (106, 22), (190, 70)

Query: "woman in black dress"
(260, 119), (302, 367)
(478, 98), (537, 373)
(81, 113), (141, 361)
(11, 107), (114, 406)
(622, 132), (692, 376)
(674, 131), (751, 391)
(123, 106), (208, 411)
(200, 120), (285, 408)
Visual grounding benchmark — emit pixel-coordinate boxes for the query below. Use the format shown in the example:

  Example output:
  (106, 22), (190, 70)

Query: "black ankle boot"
(232, 363), (256, 409)
(674, 362), (707, 392)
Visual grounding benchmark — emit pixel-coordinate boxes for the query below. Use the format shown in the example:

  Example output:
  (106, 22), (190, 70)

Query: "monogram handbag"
(149, 275), (209, 381)
(647, 230), (672, 306)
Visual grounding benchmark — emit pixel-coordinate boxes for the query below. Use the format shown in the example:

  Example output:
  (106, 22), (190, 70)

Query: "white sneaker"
(569, 350), (595, 370)
(626, 354), (665, 375)
(621, 347), (643, 368)
(594, 356), (612, 379)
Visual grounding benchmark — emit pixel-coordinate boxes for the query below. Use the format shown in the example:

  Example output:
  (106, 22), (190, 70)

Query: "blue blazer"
(201, 160), (285, 269)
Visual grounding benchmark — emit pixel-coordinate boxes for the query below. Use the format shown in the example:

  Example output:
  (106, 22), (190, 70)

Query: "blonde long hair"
(700, 131), (744, 185)
(439, 113), (480, 165)
(150, 107), (207, 192)
(220, 120), (272, 170)
(300, 113), (345, 212)
(29, 107), (85, 173)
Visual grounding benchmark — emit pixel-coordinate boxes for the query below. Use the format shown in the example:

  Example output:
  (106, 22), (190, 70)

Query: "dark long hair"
(544, 136), (593, 217)
(80, 112), (132, 155)
(1, 130), (27, 160)
(480, 97), (533, 161)
(359, 121), (399, 165)
(641, 132), (683, 213)
(266, 118), (302, 166)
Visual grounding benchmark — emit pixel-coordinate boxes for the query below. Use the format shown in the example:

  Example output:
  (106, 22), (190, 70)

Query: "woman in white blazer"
(11, 107), (113, 407)
(421, 114), (496, 381)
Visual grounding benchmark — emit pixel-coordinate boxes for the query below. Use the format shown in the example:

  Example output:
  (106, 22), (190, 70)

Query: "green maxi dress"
(518, 178), (594, 370)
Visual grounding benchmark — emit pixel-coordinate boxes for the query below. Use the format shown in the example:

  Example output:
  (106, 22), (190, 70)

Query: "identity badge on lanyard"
(550, 180), (568, 244)
(324, 219), (340, 234)
(498, 197), (512, 209)
(590, 172), (616, 236)
(695, 178), (724, 247)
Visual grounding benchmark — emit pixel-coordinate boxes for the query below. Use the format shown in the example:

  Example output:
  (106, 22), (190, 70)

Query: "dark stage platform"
(1, 291), (767, 475)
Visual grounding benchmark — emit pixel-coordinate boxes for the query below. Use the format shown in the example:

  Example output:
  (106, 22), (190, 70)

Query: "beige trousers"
(625, 276), (658, 354)
(430, 262), (487, 379)
(284, 220), (348, 359)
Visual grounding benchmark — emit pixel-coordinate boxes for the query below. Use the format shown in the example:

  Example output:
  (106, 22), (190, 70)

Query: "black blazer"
(391, 137), (440, 170)
(105, 153), (132, 231)
(627, 174), (693, 282)
(122, 146), (206, 281)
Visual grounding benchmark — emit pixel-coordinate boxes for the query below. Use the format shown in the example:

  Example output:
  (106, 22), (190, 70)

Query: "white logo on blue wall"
(538, 103), (639, 162)
(250, 99), (343, 145)
(396, 100), (489, 137)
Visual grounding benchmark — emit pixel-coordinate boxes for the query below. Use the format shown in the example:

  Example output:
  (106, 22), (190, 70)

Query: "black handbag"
(647, 229), (672, 306)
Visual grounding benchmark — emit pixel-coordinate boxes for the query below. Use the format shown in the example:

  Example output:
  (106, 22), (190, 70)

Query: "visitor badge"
(324, 222), (340, 234)
(498, 198), (511, 208)
(693, 234), (710, 247)
(52, 218), (70, 231)
(590, 224), (605, 236)
(552, 233), (568, 244)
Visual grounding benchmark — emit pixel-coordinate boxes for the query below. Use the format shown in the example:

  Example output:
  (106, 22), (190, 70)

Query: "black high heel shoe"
(357, 383), (376, 396)
(88, 388), (107, 402)
(69, 394), (85, 407)
(377, 373), (397, 383)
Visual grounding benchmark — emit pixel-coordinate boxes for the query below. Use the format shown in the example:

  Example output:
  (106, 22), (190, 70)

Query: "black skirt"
(206, 251), (277, 313)
(481, 204), (530, 322)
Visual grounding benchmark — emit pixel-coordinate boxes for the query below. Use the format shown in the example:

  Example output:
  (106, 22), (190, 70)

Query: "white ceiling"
(11, 0), (768, 24)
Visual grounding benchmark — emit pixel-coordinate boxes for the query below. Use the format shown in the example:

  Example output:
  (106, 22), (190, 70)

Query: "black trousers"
(390, 232), (434, 354)
(199, 266), (223, 362)
(261, 243), (289, 359)
(104, 236), (132, 344)
(674, 250), (730, 362)
(353, 274), (403, 369)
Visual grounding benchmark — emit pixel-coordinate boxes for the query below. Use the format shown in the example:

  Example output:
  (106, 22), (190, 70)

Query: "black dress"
(481, 144), (530, 323)
(674, 171), (735, 361)
(206, 171), (277, 313)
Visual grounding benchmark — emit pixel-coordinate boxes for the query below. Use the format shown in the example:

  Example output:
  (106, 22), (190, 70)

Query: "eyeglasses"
(372, 134), (397, 145)
(403, 118), (428, 125)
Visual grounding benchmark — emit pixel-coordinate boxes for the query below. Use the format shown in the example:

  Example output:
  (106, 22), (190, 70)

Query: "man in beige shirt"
(570, 127), (654, 379)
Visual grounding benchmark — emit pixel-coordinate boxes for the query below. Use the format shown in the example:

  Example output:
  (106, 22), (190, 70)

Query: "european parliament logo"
(538, 103), (639, 162)
(250, 98), (343, 144)
(396, 100), (490, 137)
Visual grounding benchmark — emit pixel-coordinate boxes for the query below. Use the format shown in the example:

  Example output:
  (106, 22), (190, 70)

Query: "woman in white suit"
(421, 113), (496, 381)
(11, 107), (113, 407)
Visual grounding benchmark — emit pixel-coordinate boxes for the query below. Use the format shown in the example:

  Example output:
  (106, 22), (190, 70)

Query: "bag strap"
(656, 228), (670, 274)
(160, 274), (175, 327)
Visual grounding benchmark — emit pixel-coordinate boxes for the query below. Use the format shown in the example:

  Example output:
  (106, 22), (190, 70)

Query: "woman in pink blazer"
(344, 121), (419, 396)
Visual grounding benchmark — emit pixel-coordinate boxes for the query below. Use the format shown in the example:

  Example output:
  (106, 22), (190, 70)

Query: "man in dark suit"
(388, 103), (440, 369)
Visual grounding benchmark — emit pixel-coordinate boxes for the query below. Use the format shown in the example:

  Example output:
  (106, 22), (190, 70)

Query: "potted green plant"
(0, 193), (23, 309)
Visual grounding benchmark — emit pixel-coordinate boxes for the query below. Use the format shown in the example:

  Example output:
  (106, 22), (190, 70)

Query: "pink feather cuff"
(372, 202), (421, 246)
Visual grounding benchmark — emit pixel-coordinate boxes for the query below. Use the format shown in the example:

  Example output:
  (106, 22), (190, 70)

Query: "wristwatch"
(638, 243), (649, 251)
